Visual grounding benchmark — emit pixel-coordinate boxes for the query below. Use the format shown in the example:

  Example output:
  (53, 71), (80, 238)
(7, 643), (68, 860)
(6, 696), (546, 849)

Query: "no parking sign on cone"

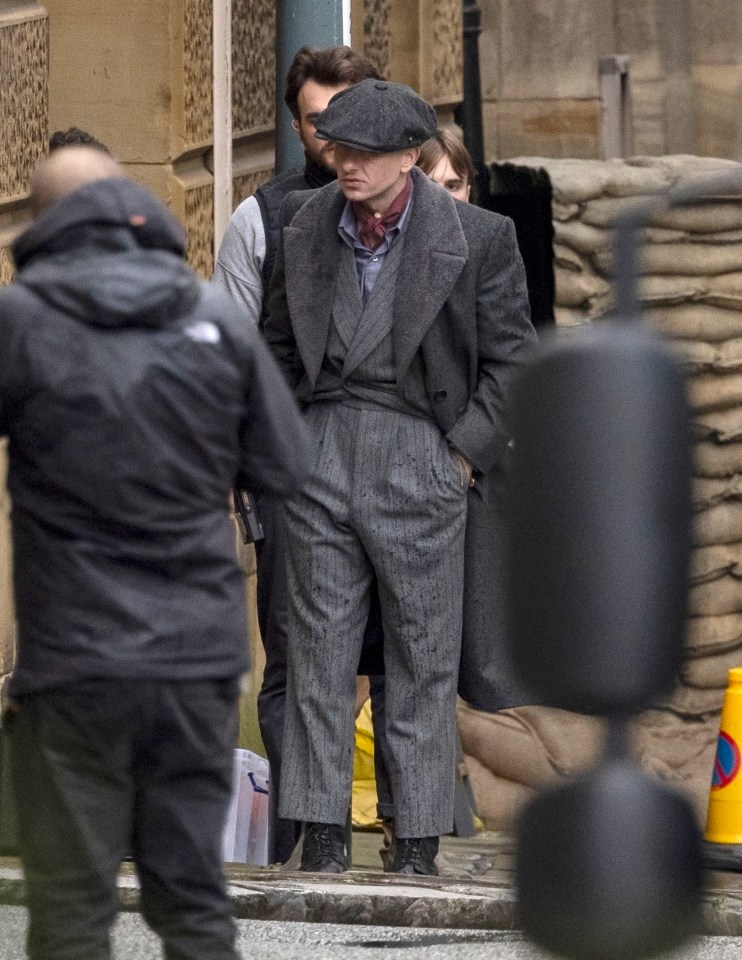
(704, 667), (742, 869)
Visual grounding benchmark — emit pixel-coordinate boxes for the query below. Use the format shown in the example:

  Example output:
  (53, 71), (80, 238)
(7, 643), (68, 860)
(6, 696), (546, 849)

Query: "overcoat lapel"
(283, 184), (346, 388)
(333, 244), (364, 353)
(393, 168), (469, 382)
(342, 241), (403, 376)
(283, 173), (469, 389)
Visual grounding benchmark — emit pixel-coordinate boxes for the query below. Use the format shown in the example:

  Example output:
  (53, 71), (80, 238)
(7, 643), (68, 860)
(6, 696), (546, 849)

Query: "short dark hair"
(416, 128), (477, 203)
(49, 127), (111, 155)
(284, 46), (381, 120)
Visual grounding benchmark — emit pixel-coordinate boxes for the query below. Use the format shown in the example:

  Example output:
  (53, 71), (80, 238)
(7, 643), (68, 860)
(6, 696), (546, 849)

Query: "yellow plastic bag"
(352, 701), (381, 827)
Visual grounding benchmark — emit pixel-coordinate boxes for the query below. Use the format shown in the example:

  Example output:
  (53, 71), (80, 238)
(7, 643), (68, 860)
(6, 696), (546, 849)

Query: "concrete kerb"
(2, 858), (742, 934)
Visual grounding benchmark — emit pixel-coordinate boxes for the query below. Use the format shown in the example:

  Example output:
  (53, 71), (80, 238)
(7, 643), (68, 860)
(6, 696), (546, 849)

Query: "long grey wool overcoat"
(264, 165), (539, 713)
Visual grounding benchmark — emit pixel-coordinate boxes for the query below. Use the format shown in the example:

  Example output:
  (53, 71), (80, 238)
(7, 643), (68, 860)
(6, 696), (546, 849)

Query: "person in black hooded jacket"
(0, 146), (313, 960)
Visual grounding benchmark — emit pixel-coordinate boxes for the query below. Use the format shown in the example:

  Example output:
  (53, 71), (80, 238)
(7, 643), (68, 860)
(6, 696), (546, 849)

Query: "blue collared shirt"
(337, 185), (414, 305)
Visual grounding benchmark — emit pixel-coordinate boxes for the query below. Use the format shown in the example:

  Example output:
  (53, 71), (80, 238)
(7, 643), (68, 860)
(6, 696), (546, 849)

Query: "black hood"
(12, 177), (200, 329)
(13, 176), (186, 268)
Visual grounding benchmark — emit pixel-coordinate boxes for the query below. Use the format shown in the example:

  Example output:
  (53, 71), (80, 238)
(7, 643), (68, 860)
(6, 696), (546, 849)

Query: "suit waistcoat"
(313, 237), (432, 419)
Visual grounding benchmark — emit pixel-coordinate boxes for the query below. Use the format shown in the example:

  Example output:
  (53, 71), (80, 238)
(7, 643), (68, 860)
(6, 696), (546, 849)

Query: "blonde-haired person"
(417, 128), (477, 203)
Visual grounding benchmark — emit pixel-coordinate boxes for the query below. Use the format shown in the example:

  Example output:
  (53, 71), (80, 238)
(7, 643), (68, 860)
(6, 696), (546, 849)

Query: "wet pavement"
(3, 907), (742, 960)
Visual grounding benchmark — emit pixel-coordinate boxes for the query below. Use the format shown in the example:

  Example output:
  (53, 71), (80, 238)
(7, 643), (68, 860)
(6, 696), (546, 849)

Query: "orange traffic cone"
(703, 667), (742, 869)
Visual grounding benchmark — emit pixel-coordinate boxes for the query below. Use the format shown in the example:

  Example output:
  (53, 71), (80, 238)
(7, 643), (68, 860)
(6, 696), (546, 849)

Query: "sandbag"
(652, 680), (724, 717)
(680, 645), (742, 689)
(704, 272), (742, 310)
(632, 709), (718, 824)
(457, 703), (604, 787)
(646, 305), (742, 343)
(639, 275), (714, 307)
(597, 243), (742, 276)
(536, 158), (670, 203)
(554, 219), (612, 255)
(693, 476), (742, 510)
(693, 501), (742, 545)
(555, 270), (610, 308)
(668, 338), (742, 373)
(633, 708), (719, 778)
(642, 227), (688, 243)
(690, 372), (742, 411)
(642, 203), (742, 234)
(688, 575), (742, 616)
(694, 440), (742, 477)
(554, 307), (591, 328)
(583, 197), (742, 234)
(457, 705), (555, 787)
(463, 755), (535, 832)
(638, 273), (742, 311)
(553, 243), (589, 273)
(690, 542), (742, 583)
(694, 407), (742, 443)
(695, 229), (742, 245)
(684, 613), (742, 657)
(552, 201), (581, 222)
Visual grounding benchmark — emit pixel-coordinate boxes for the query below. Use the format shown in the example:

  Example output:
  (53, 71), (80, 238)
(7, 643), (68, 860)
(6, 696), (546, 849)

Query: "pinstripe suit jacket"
(264, 165), (539, 711)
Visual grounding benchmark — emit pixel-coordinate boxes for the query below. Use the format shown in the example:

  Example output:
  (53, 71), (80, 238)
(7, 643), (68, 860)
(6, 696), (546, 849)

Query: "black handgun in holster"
(233, 488), (264, 544)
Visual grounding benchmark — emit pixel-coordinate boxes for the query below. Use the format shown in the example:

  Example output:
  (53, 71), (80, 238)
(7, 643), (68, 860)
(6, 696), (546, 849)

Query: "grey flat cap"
(314, 79), (437, 154)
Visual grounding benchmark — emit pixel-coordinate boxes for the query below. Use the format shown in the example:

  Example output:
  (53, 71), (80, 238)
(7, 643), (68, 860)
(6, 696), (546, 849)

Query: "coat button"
(433, 389), (447, 402)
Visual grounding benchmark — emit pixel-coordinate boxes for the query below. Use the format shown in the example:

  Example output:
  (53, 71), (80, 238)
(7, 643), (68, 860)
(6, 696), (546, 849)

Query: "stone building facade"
(481, 0), (742, 161)
(4, 0), (742, 821)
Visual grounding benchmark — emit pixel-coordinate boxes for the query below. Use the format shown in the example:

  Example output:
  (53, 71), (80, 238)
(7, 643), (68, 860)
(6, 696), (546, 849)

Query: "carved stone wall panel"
(0, 247), (13, 286)
(361, 0), (392, 78)
(232, 0), (275, 135)
(0, 7), (48, 202)
(234, 168), (273, 208)
(429, 0), (462, 104)
(184, 0), (213, 148)
(185, 182), (214, 278)
(171, 159), (214, 277)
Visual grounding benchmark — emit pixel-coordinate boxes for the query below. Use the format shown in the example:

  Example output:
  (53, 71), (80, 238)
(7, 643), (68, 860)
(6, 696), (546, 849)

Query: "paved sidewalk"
(2, 832), (742, 934)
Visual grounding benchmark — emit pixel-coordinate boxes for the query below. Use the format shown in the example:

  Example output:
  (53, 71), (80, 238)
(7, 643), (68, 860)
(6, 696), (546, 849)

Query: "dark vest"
(254, 155), (334, 323)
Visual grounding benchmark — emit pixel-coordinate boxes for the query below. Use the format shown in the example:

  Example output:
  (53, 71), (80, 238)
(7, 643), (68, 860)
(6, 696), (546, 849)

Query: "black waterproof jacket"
(0, 177), (313, 696)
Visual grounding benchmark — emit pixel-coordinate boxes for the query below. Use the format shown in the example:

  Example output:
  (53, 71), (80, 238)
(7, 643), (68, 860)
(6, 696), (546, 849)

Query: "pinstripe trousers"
(280, 400), (468, 838)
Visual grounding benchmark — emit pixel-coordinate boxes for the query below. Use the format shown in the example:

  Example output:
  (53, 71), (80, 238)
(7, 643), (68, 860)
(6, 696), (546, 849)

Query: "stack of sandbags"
(458, 702), (605, 831)
(459, 156), (742, 831)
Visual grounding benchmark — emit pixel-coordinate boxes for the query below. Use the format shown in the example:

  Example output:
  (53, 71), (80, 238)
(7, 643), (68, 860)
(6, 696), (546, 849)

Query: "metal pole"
(213, 0), (233, 260)
(599, 55), (634, 160)
(458, 0), (485, 173)
(274, 0), (347, 175)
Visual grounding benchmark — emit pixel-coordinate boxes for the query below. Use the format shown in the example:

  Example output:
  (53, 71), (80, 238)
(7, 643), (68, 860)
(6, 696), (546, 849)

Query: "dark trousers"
(8, 678), (240, 960)
(255, 493), (394, 860)
(254, 492), (300, 863)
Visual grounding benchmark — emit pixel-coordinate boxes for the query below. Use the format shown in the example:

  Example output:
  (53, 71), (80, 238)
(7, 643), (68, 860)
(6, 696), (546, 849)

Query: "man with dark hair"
(213, 45), (385, 865)
(265, 80), (537, 875)
(1, 145), (312, 959)
(48, 126), (111, 154)
(215, 46), (380, 320)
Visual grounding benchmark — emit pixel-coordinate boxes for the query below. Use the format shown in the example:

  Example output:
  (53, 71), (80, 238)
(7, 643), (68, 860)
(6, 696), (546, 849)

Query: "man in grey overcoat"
(264, 79), (537, 875)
